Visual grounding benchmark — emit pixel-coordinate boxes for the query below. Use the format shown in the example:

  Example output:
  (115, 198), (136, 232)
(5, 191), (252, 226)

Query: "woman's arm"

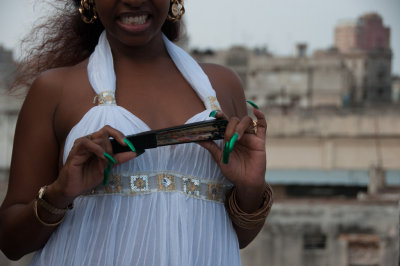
(0, 70), (135, 260)
(200, 63), (271, 248)
(0, 71), (65, 259)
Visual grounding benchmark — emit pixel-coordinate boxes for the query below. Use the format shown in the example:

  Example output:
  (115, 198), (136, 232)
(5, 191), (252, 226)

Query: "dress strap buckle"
(206, 96), (220, 111)
(94, 91), (116, 106)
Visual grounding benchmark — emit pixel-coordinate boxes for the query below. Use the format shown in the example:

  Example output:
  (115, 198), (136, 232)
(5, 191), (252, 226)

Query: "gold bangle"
(225, 184), (273, 230)
(33, 199), (65, 227)
(37, 198), (72, 215)
(37, 185), (73, 215)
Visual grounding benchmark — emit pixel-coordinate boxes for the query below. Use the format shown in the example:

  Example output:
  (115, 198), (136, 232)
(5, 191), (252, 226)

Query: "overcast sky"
(0, 0), (399, 74)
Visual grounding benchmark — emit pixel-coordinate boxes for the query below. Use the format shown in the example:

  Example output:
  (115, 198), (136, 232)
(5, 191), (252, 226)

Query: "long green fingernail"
(123, 138), (136, 152)
(103, 152), (116, 164)
(103, 152), (115, 185)
(209, 110), (218, 118)
(246, 100), (260, 110)
(223, 142), (230, 164)
(228, 133), (239, 153)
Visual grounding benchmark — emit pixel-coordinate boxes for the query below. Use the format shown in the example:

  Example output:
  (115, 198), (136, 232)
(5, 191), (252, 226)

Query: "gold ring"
(86, 134), (92, 140)
(245, 120), (257, 134)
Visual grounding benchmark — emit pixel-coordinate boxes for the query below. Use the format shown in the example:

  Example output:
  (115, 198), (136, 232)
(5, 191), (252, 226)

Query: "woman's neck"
(106, 31), (169, 64)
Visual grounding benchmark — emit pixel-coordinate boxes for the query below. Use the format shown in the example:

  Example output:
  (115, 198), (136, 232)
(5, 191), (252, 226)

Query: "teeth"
(120, 15), (147, 25)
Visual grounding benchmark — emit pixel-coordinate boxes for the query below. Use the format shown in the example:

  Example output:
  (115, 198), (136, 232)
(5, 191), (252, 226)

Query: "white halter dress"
(30, 32), (241, 266)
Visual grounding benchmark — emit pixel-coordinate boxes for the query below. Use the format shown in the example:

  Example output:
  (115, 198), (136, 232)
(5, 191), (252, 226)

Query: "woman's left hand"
(199, 108), (267, 191)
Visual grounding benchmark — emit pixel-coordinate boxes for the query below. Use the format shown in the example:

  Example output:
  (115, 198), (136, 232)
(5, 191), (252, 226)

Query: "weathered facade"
(334, 13), (390, 53)
(0, 46), (21, 183)
(392, 76), (400, 103)
(191, 12), (399, 266)
(193, 14), (393, 109)
(334, 13), (392, 104)
(237, 106), (400, 266)
(241, 201), (400, 266)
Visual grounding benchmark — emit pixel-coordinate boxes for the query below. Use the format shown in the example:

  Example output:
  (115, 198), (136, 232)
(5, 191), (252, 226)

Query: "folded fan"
(111, 119), (228, 153)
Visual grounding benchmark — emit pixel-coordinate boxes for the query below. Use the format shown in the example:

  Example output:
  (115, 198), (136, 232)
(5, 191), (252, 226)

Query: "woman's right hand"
(47, 125), (137, 208)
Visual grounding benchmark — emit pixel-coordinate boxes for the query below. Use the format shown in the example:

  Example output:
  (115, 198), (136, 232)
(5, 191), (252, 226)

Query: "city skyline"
(0, 0), (399, 74)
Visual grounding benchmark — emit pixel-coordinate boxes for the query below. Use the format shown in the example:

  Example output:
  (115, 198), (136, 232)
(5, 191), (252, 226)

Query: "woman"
(0, 0), (272, 265)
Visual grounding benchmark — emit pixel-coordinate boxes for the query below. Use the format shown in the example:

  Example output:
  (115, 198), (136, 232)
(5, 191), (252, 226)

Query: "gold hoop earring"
(79, 0), (98, 24)
(167, 0), (185, 22)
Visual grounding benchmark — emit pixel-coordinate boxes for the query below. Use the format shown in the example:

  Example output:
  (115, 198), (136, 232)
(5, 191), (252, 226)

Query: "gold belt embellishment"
(83, 172), (232, 203)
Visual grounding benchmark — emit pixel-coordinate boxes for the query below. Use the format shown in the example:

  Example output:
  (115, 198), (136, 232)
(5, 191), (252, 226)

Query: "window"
(303, 233), (327, 250)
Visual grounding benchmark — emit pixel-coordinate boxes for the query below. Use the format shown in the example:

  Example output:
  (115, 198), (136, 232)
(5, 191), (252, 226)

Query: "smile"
(119, 15), (149, 26)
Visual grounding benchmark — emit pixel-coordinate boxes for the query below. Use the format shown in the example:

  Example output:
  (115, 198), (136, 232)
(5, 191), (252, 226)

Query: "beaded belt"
(83, 172), (233, 203)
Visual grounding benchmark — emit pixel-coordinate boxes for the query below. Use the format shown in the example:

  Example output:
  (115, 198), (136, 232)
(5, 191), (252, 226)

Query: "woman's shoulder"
(30, 60), (88, 95)
(200, 63), (247, 118)
(25, 59), (89, 114)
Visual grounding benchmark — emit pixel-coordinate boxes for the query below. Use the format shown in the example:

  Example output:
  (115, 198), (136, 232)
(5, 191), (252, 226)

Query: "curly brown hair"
(11, 0), (181, 93)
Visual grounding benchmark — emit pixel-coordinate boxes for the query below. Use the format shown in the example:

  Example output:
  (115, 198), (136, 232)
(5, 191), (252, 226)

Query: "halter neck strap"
(87, 31), (220, 110)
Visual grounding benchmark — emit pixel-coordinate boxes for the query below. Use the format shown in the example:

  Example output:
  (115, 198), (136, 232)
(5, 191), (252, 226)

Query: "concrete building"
(193, 13), (394, 109)
(0, 46), (16, 91)
(340, 49), (392, 104)
(248, 48), (353, 108)
(191, 12), (400, 266)
(335, 13), (390, 53)
(193, 45), (354, 109)
(0, 46), (21, 182)
(392, 76), (400, 103)
(241, 200), (399, 266)
(335, 13), (392, 104)
(239, 106), (400, 266)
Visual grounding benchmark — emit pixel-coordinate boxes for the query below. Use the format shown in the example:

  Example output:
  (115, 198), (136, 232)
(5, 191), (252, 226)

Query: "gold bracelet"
(33, 199), (65, 226)
(37, 198), (72, 215)
(36, 186), (73, 215)
(225, 184), (273, 230)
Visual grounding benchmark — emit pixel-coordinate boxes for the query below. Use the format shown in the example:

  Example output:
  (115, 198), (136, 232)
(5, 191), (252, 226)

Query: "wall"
(241, 202), (400, 266)
(264, 106), (400, 171)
